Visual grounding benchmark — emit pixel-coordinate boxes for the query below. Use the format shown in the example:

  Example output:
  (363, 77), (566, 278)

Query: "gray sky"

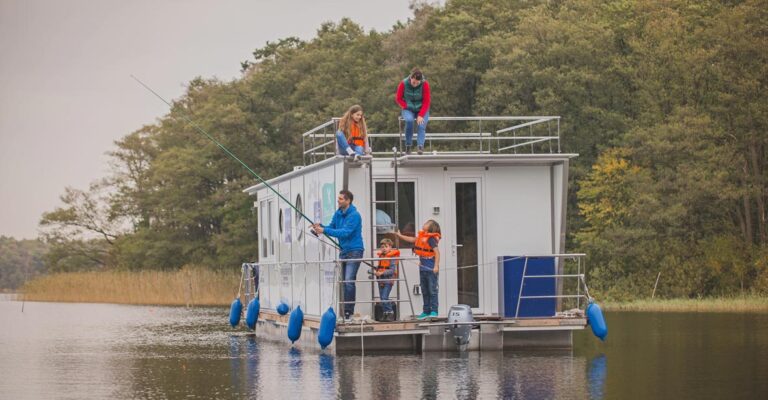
(0, 0), (415, 239)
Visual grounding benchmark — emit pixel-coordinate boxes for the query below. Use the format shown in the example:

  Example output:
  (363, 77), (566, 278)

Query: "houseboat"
(235, 116), (600, 353)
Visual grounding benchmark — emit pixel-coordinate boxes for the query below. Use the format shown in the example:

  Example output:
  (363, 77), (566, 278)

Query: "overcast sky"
(0, 0), (416, 239)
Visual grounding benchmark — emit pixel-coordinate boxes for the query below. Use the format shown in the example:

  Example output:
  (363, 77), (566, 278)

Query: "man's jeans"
(378, 282), (394, 313)
(402, 110), (430, 148)
(341, 250), (363, 317)
(419, 270), (439, 314)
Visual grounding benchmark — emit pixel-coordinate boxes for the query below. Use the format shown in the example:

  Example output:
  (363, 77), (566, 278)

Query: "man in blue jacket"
(312, 189), (364, 321)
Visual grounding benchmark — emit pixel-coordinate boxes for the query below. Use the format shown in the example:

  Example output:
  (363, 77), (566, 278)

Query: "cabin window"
(259, 200), (268, 257)
(268, 200), (275, 256)
(295, 194), (304, 242)
(260, 199), (275, 257)
(375, 181), (416, 249)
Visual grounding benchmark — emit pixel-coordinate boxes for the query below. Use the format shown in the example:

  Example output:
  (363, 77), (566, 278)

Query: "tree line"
(0, 237), (47, 290)
(34, 0), (766, 299)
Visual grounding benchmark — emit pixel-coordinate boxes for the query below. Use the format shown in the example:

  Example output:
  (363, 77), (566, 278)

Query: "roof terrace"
(302, 116), (562, 165)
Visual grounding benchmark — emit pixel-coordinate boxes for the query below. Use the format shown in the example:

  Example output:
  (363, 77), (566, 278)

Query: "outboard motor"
(448, 304), (474, 351)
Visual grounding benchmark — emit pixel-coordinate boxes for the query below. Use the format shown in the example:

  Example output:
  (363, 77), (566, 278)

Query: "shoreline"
(18, 267), (237, 307)
(13, 270), (768, 312)
(602, 296), (768, 313)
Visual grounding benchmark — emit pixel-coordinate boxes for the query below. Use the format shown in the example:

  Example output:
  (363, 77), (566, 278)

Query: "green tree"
(0, 237), (47, 289)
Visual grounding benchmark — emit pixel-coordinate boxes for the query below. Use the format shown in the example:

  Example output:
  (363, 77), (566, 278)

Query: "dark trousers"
(419, 270), (439, 314)
(379, 282), (394, 313)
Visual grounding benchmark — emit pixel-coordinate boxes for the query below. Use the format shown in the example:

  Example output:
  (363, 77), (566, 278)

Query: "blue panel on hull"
(500, 256), (556, 318)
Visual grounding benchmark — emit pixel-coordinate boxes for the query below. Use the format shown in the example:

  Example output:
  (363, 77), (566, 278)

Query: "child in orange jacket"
(376, 238), (400, 322)
(396, 219), (440, 320)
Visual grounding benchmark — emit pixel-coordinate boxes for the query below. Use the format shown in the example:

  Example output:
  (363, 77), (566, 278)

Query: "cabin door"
(446, 177), (483, 313)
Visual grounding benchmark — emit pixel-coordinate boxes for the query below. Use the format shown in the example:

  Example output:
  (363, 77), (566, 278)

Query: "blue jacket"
(322, 204), (364, 252)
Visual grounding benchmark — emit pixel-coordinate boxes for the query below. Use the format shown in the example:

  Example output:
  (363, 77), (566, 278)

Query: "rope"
(236, 266), (244, 299)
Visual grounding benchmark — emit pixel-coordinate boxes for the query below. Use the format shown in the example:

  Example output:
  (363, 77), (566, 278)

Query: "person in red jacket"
(395, 68), (431, 155)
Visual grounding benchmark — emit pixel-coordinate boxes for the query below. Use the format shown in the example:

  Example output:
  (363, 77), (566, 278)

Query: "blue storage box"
(498, 256), (556, 318)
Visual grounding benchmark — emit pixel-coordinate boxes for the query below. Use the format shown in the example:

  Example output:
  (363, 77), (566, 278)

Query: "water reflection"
(329, 350), (592, 399)
(318, 353), (335, 396)
(588, 354), (607, 400)
(2, 301), (767, 399)
(245, 336), (260, 397)
(228, 335), (241, 392)
(420, 354), (439, 399)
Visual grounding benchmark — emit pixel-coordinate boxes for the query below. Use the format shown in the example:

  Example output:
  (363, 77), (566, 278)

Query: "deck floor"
(257, 309), (586, 335)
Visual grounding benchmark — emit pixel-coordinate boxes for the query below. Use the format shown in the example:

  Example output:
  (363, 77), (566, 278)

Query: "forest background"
(2, 0), (766, 301)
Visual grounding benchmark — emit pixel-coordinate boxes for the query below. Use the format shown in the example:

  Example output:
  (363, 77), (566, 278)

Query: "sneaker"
(405, 146), (412, 155)
(429, 311), (438, 318)
(417, 146), (424, 155)
(416, 312), (429, 320)
(346, 147), (356, 156)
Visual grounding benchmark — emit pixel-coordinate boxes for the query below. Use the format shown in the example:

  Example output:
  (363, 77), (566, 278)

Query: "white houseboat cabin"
(239, 116), (600, 352)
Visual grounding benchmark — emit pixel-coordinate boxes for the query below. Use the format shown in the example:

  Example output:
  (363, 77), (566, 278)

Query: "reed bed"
(20, 266), (240, 306)
(603, 295), (768, 313)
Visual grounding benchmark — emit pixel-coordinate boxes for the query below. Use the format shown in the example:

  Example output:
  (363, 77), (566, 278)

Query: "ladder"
(366, 148), (416, 319)
(241, 263), (259, 303)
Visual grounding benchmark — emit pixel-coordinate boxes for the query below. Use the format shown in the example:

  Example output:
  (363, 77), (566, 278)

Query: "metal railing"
(506, 254), (591, 319)
(333, 255), (417, 321)
(239, 256), (419, 322)
(242, 253), (592, 321)
(301, 116), (561, 164)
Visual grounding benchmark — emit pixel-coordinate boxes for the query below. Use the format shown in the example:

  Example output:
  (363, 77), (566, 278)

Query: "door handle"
(452, 243), (463, 256)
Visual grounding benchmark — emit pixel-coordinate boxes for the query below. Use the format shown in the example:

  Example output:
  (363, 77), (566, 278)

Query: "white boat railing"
(241, 253), (593, 321)
(241, 256), (420, 321)
(301, 115), (561, 164)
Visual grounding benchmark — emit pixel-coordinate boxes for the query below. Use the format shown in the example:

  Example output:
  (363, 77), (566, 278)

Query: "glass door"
(452, 179), (481, 309)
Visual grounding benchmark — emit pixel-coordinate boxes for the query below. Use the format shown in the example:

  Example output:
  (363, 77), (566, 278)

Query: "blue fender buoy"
(277, 302), (290, 316)
(287, 306), (304, 343)
(587, 301), (608, 341)
(246, 298), (260, 330)
(318, 307), (337, 349)
(229, 298), (243, 327)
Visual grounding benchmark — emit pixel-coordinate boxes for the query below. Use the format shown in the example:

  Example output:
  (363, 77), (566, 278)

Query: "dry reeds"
(20, 266), (240, 306)
(602, 295), (768, 313)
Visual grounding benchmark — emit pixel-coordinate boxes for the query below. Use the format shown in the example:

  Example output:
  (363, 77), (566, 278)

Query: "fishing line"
(130, 75), (339, 249)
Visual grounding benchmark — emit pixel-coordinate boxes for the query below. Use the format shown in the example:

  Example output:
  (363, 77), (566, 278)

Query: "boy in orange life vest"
(395, 219), (441, 320)
(375, 238), (400, 322)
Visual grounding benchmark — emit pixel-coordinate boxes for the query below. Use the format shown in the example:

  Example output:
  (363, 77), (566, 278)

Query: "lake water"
(1, 299), (766, 399)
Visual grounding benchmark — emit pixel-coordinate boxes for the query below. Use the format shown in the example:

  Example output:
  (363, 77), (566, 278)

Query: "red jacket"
(395, 80), (431, 117)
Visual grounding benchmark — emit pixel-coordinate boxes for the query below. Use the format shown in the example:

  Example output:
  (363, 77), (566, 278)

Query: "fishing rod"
(130, 75), (339, 249)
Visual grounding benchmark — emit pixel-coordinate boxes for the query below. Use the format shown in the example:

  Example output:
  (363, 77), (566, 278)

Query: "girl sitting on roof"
(335, 104), (371, 156)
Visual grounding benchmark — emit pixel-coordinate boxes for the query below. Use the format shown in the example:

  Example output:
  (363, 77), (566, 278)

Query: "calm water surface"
(1, 299), (766, 399)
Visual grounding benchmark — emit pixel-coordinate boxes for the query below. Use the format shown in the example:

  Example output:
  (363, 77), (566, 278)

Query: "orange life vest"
(377, 249), (401, 278)
(414, 231), (441, 257)
(347, 123), (365, 147)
